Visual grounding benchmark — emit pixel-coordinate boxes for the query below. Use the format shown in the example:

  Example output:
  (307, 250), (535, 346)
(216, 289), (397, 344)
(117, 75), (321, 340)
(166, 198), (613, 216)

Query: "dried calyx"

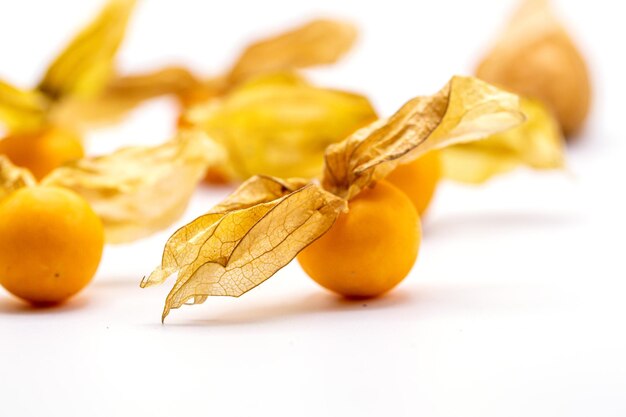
(0, 130), (224, 243)
(0, 0), (137, 132)
(181, 73), (377, 181)
(101, 18), (359, 113)
(141, 76), (531, 321)
(476, 0), (591, 137)
(0, 4), (357, 132)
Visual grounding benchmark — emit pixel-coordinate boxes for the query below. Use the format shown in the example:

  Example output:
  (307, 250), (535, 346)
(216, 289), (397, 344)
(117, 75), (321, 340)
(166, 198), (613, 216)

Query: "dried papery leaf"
(50, 67), (208, 127)
(185, 73), (377, 180)
(0, 156), (36, 200)
(476, 0), (591, 136)
(440, 97), (564, 183)
(38, 0), (136, 100)
(82, 18), (356, 116)
(322, 76), (525, 200)
(142, 176), (346, 321)
(211, 175), (310, 213)
(228, 19), (357, 84)
(143, 175), (311, 288)
(0, 80), (49, 132)
(41, 130), (226, 243)
(105, 66), (205, 101)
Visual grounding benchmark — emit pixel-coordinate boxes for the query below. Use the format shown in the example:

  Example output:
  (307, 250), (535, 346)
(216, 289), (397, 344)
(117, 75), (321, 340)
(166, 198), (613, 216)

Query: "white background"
(1, 1), (625, 416)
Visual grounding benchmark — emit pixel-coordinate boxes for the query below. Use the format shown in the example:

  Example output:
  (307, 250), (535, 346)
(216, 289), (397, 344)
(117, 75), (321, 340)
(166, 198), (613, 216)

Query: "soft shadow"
(408, 282), (554, 313)
(0, 294), (90, 315)
(152, 281), (555, 328)
(424, 211), (580, 239)
(92, 277), (143, 290)
(162, 289), (415, 327)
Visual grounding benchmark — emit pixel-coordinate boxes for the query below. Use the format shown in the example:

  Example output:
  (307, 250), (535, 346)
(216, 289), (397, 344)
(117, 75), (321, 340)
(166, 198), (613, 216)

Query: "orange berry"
(0, 127), (84, 180)
(203, 166), (232, 185)
(0, 186), (104, 305)
(298, 181), (420, 298)
(386, 151), (441, 216)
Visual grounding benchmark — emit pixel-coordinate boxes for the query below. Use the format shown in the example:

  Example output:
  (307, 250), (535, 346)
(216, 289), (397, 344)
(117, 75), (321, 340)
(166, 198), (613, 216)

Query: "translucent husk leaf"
(227, 19), (357, 84)
(183, 73), (377, 180)
(475, 0), (591, 136)
(440, 97), (565, 183)
(0, 80), (49, 132)
(322, 76), (526, 200)
(42, 130), (226, 243)
(91, 18), (357, 117)
(37, 0), (136, 101)
(143, 76), (526, 321)
(0, 156), (36, 201)
(141, 176), (346, 321)
(53, 67), (209, 127)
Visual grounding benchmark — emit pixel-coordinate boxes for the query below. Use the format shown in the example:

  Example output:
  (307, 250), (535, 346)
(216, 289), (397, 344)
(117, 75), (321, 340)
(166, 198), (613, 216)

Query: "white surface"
(1, 1), (625, 416)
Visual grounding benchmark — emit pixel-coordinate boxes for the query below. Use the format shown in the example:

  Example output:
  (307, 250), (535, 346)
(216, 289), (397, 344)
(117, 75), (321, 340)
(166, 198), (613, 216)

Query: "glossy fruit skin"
(297, 181), (420, 298)
(0, 186), (104, 304)
(0, 127), (84, 180)
(386, 151), (442, 216)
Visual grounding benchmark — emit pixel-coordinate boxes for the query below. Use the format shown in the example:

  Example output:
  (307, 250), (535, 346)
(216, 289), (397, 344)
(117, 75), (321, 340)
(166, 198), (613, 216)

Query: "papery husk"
(38, 0), (136, 101)
(440, 97), (565, 183)
(97, 18), (358, 112)
(322, 76), (525, 200)
(42, 130), (226, 243)
(0, 156), (36, 201)
(0, 81), (49, 133)
(183, 73), (377, 180)
(55, 67), (211, 127)
(141, 176), (346, 321)
(475, 0), (591, 136)
(1, 0), (136, 132)
(143, 76), (526, 321)
(227, 19), (357, 84)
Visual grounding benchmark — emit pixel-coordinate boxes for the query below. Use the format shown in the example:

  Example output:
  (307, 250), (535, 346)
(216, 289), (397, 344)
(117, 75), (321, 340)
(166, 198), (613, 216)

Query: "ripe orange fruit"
(0, 127), (84, 180)
(0, 186), (104, 305)
(297, 181), (420, 298)
(203, 166), (232, 185)
(385, 151), (441, 216)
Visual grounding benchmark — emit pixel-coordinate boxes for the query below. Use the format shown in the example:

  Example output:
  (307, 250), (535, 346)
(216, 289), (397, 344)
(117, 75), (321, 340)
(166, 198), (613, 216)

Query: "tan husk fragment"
(0, 0), (136, 132)
(227, 19), (357, 84)
(42, 130), (225, 243)
(322, 76), (525, 200)
(38, 0), (136, 101)
(182, 72), (377, 180)
(141, 176), (347, 321)
(52, 67), (210, 127)
(100, 18), (358, 110)
(475, 0), (591, 136)
(0, 81), (49, 133)
(144, 76), (526, 321)
(440, 97), (564, 183)
(0, 156), (36, 201)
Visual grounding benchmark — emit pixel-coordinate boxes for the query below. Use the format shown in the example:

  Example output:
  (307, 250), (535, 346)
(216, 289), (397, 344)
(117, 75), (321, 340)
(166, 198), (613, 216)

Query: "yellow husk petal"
(142, 176), (346, 321)
(227, 19), (357, 84)
(92, 18), (357, 118)
(184, 73), (377, 180)
(322, 76), (525, 200)
(37, 0), (136, 101)
(0, 80), (49, 132)
(0, 156), (36, 201)
(42, 130), (226, 243)
(144, 76), (526, 321)
(55, 67), (207, 127)
(440, 97), (565, 183)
